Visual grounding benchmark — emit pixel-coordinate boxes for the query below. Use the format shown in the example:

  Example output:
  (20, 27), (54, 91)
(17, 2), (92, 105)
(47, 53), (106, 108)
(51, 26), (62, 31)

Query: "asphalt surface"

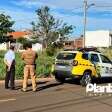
(0, 78), (112, 112)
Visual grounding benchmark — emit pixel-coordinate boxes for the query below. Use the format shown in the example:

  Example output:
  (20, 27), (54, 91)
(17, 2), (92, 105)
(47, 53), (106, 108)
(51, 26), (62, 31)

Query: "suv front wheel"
(80, 71), (92, 86)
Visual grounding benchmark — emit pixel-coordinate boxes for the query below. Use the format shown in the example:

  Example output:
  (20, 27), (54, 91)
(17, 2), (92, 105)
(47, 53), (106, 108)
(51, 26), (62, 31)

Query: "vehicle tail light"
(72, 60), (78, 66)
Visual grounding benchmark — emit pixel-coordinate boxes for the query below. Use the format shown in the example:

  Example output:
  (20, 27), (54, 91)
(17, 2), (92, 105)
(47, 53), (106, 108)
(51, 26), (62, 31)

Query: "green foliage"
(46, 46), (56, 56)
(0, 48), (112, 80)
(0, 51), (54, 80)
(36, 52), (54, 77)
(58, 23), (74, 37)
(0, 13), (14, 43)
(0, 51), (6, 79)
(15, 52), (24, 79)
(16, 38), (28, 45)
(17, 37), (38, 45)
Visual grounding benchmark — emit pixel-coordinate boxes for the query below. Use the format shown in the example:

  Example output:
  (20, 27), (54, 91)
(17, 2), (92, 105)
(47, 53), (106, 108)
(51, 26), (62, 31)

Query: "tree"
(31, 6), (74, 48)
(16, 38), (28, 45)
(0, 13), (14, 43)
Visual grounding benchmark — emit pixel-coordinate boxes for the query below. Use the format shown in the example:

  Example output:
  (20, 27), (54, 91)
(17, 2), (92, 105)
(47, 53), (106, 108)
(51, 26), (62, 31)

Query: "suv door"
(100, 54), (112, 77)
(89, 53), (101, 77)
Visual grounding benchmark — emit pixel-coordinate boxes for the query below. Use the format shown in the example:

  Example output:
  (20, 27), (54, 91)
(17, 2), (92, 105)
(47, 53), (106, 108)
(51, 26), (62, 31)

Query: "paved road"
(0, 78), (112, 112)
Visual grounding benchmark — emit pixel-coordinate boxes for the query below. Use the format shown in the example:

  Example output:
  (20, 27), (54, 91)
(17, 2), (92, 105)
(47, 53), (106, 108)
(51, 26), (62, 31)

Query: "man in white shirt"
(4, 45), (15, 90)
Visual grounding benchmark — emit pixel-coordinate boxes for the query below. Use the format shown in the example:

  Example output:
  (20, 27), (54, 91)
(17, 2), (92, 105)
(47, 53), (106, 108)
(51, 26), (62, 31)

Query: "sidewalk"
(0, 78), (55, 85)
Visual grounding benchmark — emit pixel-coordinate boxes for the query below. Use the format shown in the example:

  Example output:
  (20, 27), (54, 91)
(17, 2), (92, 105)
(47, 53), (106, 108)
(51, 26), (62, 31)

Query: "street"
(0, 78), (112, 112)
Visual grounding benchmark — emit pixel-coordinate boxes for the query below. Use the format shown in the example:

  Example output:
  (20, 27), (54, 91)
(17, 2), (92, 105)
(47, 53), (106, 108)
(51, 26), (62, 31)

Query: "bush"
(0, 51), (6, 79)
(15, 53), (24, 79)
(46, 46), (57, 56)
(36, 51), (54, 77)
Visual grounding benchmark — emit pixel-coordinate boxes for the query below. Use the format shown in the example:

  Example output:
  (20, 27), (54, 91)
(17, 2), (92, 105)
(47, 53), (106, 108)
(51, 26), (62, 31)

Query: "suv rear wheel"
(55, 74), (65, 83)
(80, 71), (92, 86)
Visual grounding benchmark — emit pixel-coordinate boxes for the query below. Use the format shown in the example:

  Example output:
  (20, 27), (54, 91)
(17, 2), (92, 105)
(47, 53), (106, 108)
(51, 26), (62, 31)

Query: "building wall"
(109, 33), (112, 46)
(85, 30), (111, 47)
(64, 41), (75, 49)
(74, 38), (83, 48)
(32, 43), (42, 51)
(64, 37), (83, 49)
(0, 43), (7, 50)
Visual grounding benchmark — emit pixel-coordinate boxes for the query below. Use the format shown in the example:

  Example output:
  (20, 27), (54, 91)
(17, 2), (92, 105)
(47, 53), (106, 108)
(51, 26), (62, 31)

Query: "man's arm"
(4, 59), (11, 71)
(4, 59), (10, 66)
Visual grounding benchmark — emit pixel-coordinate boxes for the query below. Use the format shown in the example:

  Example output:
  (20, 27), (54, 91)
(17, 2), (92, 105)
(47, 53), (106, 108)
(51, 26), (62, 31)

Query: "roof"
(8, 31), (31, 39)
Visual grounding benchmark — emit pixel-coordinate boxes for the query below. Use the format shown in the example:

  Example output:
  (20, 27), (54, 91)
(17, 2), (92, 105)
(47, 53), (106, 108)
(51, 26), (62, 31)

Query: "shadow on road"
(18, 82), (63, 92)
(15, 81), (49, 90)
(37, 82), (63, 91)
(15, 78), (112, 91)
(65, 78), (80, 85)
(93, 78), (112, 84)
(65, 78), (112, 85)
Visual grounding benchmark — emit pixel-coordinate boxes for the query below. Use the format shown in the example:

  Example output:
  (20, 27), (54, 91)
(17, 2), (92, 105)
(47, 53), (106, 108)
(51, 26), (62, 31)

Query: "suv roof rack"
(63, 48), (101, 53)
(64, 49), (76, 51)
(78, 47), (101, 53)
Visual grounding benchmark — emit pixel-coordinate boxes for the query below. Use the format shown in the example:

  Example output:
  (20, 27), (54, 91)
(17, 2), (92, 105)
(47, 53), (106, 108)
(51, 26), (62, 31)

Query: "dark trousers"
(5, 65), (15, 89)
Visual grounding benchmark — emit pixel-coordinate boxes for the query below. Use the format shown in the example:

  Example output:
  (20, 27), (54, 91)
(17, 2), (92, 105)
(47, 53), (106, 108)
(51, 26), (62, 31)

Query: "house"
(74, 37), (83, 48)
(64, 37), (83, 49)
(64, 38), (75, 49)
(0, 31), (42, 51)
(85, 30), (112, 47)
(8, 31), (32, 51)
(7, 31), (31, 39)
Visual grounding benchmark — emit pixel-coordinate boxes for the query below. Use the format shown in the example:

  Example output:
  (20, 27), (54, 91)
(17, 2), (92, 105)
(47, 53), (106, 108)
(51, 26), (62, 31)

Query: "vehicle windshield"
(57, 53), (76, 60)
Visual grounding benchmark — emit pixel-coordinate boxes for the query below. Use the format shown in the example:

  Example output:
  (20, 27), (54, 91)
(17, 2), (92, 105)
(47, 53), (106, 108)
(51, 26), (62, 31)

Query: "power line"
(95, 5), (112, 8)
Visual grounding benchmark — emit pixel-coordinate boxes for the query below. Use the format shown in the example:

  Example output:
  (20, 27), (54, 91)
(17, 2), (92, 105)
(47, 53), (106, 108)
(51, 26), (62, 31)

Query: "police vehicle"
(52, 48), (112, 86)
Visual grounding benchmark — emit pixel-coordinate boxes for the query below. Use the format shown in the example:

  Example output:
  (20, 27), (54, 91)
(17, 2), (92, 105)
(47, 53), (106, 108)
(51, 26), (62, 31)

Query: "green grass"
(0, 47), (111, 80)
(0, 50), (54, 80)
(0, 51), (6, 80)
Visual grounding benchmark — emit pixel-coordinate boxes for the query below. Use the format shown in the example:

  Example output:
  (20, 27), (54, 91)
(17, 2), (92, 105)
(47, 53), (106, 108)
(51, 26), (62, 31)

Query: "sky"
(0, 0), (112, 37)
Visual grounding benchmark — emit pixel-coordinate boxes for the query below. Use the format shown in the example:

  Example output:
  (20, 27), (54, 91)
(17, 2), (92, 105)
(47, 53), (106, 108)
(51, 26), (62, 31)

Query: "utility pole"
(83, 0), (94, 48)
(83, 0), (87, 48)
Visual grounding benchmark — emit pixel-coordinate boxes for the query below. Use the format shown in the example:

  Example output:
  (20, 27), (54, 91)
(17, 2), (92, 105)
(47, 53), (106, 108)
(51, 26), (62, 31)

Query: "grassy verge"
(0, 47), (111, 80)
(0, 50), (54, 80)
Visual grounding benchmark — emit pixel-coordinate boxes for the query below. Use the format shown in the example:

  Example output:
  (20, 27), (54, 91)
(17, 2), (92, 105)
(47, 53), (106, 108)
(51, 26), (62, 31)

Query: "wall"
(0, 43), (7, 50)
(85, 30), (111, 47)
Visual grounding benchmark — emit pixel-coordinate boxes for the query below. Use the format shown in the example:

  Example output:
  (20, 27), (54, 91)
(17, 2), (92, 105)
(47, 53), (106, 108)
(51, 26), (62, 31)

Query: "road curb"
(0, 78), (55, 84)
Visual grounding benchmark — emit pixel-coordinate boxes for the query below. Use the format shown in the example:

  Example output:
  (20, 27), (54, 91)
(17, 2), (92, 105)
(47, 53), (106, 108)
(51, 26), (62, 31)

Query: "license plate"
(58, 66), (66, 69)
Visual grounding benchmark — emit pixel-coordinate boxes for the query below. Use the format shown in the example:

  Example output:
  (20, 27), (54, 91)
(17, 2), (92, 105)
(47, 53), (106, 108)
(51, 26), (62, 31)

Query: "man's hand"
(7, 63), (11, 71)
(7, 66), (11, 72)
(4, 59), (11, 71)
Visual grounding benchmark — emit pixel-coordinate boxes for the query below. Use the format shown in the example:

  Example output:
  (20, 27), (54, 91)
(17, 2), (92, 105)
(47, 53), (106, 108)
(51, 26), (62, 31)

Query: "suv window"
(90, 54), (100, 62)
(100, 55), (112, 64)
(57, 53), (76, 60)
(82, 53), (88, 60)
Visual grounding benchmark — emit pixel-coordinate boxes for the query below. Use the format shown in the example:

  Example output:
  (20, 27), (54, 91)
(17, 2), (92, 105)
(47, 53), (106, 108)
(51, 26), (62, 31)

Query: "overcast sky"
(0, 0), (112, 37)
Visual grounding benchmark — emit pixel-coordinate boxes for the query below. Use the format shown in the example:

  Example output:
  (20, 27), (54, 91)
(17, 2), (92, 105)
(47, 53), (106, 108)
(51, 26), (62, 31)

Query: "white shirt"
(4, 50), (15, 65)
